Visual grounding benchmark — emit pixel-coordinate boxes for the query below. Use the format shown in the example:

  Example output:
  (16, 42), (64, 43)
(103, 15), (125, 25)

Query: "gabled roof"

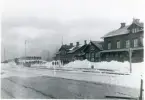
(134, 22), (144, 27)
(102, 26), (130, 38)
(59, 44), (73, 51)
(102, 19), (144, 38)
(91, 41), (103, 50)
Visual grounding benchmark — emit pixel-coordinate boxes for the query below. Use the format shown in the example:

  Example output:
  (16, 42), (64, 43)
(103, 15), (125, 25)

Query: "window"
(106, 54), (109, 60)
(132, 29), (135, 33)
(135, 28), (137, 33)
(140, 37), (143, 46)
(86, 53), (89, 59)
(95, 53), (99, 57)
(132, 28), (139, 33)
(85, 54), (87, 58)
(108, 43), (111, 49)
(136, 27), (139, 32)
(134, 39), (138, 47)
(91, 58), (94, 62)
(91, 53), (95, 57)
(117, 41), (120, 48)
(90, 46), (95, 51)
(125, 40), (130, 48)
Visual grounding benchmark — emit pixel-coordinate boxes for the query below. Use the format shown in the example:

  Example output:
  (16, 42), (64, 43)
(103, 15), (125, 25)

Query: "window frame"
(95, 52), (99, 58)
(125, 40), (130, 48)
(133, 38), (138, 47)
(117, 40), (120, 49)
(86, 53), (89, 59)
(91, 52), (95, 58)
(132, 28), (135, 33)
(108, 42), (111, 49)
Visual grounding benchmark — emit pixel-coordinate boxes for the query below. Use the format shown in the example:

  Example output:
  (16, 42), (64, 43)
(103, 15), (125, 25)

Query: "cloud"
(1, 16), (121, 60)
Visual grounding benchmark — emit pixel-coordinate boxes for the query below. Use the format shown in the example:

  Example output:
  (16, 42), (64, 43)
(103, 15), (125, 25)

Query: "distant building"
(19, 56), (42, 60)
(67, 41), (88, 61)
(54, 40), (103, 64)
(17, 56), (45, 65)
(54, 41), (85, 64)
(100, 18), (144, 62)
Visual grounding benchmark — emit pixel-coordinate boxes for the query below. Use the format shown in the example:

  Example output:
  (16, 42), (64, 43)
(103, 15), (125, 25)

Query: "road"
(1, 65), (140, 99)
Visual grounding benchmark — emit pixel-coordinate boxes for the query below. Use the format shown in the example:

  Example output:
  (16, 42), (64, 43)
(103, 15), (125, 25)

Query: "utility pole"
(129, 47), (132, 73)
(25, 40), (27, 63)
(128, 30), (132, 73)
(61, 36), (63, 45)
(139, 77), (143, 100)
(4, 48), (6, 61)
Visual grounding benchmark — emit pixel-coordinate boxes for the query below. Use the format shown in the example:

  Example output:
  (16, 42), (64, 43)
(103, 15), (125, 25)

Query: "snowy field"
(1, 60), (144, 89)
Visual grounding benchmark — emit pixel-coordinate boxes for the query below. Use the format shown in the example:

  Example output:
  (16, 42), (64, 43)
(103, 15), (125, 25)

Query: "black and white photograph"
(1, 0), (144, 99)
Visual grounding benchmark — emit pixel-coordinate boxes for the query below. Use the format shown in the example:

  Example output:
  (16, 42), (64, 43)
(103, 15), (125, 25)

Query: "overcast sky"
(1, 0), (144, 61)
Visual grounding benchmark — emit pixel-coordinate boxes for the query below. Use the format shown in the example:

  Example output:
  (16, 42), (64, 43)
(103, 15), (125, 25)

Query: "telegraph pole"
(129, 47), (132, 73)
(61, 36), (63, 45)
(139, 76), (143, 100)
(128, 26), (132, 73)
(4, 48), (6, 61)
(25, 40), (27, 63)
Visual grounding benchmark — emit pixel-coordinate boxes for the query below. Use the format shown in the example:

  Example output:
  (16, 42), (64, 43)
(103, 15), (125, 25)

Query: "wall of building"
(84, 43), (101, 62)
(104, 31), (143, 50)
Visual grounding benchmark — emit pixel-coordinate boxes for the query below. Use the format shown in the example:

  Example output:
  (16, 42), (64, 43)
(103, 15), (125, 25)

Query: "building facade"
(100, 19), (144, 62)
(83, 41), (103, 62)
(54, 40), (104, 64)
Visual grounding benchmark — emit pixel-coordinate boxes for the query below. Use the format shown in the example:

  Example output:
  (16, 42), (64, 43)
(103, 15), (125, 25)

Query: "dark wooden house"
(67, 40), (88, 61)
(83, 41), (103, 62)
(100, 19), (144, 62)
(54, 44), (73, 64)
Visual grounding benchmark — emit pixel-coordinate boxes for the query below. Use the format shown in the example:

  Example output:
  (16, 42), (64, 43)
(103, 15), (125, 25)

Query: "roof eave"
(102, 32), (129, 38)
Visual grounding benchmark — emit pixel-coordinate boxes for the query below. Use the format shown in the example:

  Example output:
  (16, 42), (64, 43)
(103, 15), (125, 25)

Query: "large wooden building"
(100, 19), (144, 62)
(54, 18), (144, 64)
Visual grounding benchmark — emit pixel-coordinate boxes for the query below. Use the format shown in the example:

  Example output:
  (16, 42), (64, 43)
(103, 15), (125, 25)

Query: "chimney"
(84, 40), (87, 45)
(76, 42), (79, 46)
(133, 18), (140, 23)
(70, 43), (73, 47)
(120, 23), (126, 28)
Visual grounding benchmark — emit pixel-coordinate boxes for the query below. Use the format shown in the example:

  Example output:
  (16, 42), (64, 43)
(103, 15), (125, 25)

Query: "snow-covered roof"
(68, 45), (83, 53)
(102, 19), (144, 39)
(102, 26), (130, 38)
(91, 41), (103, 50)
(69, 46), (76, 51)
(59, 44), (73, 51)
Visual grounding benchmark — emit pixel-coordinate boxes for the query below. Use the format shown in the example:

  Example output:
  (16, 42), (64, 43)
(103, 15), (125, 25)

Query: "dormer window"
(132, 28), (135, 33)
(132, 28), (140, 33)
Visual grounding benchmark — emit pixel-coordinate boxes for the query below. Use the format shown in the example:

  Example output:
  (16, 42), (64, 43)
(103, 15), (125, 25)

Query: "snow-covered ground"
(64, 60), (144, 74)
(1, 60), (144, 89)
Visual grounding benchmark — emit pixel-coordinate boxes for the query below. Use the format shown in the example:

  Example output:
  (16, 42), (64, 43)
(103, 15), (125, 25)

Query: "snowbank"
(63, 60), (144, 88)
(1, 61), (17, 68)
(64, 60), (144, 74)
